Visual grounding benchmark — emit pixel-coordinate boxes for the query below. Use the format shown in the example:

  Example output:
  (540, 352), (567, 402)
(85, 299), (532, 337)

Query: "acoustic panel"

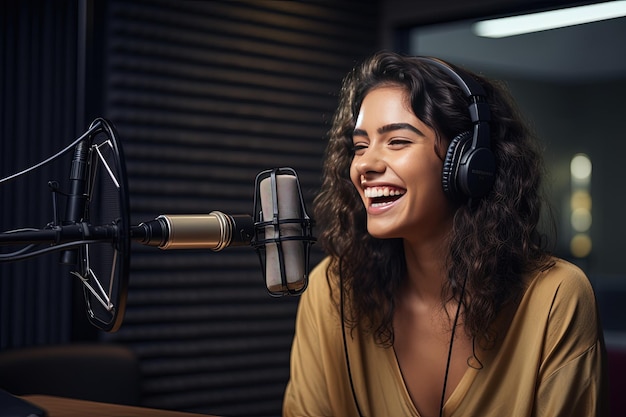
(99, 1), (378, 415)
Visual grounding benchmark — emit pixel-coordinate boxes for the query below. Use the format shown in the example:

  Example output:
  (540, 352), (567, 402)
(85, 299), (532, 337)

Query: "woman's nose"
(353, 147), (386, 175)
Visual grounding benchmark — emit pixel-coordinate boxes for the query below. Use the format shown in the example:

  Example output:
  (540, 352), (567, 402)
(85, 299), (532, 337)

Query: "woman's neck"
(402, 236), (449, 303)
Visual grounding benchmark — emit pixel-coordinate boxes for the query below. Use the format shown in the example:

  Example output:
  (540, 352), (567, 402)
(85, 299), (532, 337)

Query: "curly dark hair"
(314, 50), (554, 347)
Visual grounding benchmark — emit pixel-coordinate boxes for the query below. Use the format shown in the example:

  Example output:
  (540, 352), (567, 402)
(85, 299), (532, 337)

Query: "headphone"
(416, 57), (496, 202)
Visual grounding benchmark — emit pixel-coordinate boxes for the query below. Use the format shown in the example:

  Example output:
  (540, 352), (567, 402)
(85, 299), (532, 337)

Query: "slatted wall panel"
(99, 0), (379, 415)
(0, 0), (78, 348)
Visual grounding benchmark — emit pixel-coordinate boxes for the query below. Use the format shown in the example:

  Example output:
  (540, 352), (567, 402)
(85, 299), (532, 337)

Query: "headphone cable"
(439, 278), (467, 417)
(340, 261), (365, 417)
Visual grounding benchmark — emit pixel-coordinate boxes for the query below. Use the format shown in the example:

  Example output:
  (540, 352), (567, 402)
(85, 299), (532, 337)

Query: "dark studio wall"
(1, 0), (379, 416)
(1, 0), (80, 347)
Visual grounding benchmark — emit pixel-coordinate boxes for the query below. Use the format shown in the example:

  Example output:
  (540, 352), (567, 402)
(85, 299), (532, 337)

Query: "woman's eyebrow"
(378, 123), (425, 136)
(352, 123), (425, 139)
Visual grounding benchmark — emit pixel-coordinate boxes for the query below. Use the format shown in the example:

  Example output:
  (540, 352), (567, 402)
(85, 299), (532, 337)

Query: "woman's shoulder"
(523, 257), (600, 333)
(497, 257), (602, 361)
(529, 257), (595, 299)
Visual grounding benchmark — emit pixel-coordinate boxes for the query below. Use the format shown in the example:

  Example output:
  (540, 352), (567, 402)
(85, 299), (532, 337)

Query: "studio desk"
(20, 395), (220, 417)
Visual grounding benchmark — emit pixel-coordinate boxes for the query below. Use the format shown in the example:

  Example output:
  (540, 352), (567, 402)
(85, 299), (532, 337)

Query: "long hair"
(314, 50), (553, 347)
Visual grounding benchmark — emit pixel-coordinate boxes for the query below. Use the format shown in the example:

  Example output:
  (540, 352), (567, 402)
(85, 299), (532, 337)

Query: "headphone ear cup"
(442, 131), (472, 201)
(458, 145), (496, 199)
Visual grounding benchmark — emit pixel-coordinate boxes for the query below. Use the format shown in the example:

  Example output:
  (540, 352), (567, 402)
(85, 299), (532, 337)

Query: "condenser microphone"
(132, 212), (254, 251)
(253, 168), (314, 296)
(130, 168), (314, 296)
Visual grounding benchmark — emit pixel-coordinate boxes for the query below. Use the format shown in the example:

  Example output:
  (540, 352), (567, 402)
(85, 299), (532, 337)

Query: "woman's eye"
(389, 138), (412, 147)
(352, 144), (368, 155)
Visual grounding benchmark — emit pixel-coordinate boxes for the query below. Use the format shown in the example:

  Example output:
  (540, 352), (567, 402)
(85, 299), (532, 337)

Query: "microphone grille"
(253, 168), (314, 296)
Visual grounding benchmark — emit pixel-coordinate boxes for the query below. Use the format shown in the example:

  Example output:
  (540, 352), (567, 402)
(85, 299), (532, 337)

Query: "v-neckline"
(386, 345), (480, 416)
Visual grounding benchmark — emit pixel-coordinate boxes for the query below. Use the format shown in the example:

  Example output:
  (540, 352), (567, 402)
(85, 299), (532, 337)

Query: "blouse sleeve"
(282, 257), (338, 417)
(532, 262), (609, 417)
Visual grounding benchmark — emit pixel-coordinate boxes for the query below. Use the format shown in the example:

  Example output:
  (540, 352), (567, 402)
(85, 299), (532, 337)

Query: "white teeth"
(364, 187), (406, 198)
(371, 201), (395, 208)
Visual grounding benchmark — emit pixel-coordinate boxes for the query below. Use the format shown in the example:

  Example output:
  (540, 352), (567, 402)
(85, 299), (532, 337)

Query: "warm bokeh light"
(571, 207), (592, 232)
(570, 233), (592, 258)
(571, 190), (592, 211)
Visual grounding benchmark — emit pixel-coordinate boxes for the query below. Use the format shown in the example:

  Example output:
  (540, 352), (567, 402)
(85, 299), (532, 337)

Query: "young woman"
(282, 51), (608, 417)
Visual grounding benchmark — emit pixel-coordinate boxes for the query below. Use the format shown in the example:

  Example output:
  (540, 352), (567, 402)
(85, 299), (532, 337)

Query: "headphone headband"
(416, 57), (491, 149)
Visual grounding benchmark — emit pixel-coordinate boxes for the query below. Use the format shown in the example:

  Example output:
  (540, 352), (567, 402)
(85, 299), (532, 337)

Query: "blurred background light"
(571, 207), (592, 232)
(570, 233), (593, 258)
(571, 153), (592, 181)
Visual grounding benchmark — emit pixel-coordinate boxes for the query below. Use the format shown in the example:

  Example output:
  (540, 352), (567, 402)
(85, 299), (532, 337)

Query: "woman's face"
(350, 85), (454, 244)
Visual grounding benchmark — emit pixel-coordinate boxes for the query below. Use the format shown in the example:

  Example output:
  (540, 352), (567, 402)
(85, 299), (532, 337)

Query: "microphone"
(252, 168), (314, 296)
(131, 168), (314, 296)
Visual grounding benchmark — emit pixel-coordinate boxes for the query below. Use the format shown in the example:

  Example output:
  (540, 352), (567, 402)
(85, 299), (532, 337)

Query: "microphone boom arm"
(0, 223), (119, 247)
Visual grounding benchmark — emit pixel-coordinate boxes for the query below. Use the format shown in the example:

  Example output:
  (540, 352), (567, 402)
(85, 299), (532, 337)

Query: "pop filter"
(0, 118), (130, 332)
(73, 119), (130, 332)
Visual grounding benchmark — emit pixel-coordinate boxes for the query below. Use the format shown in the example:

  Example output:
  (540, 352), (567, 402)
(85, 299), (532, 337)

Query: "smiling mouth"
(364, 186), (406, 208)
